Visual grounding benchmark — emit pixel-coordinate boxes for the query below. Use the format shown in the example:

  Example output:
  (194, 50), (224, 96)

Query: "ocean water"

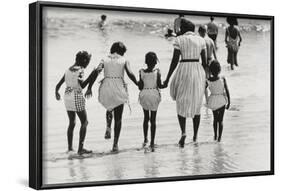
(42, 7), (271, 185)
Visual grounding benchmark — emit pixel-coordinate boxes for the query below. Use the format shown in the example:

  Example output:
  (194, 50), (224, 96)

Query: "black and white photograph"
(29, 1), (274, 189)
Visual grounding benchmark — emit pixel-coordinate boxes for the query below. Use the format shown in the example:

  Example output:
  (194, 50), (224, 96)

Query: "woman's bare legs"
(192, 115), (201, 142)
(177, 115), (186, 147)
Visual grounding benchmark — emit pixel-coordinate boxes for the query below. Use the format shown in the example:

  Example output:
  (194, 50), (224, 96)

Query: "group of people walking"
(55, 16), (240, 156)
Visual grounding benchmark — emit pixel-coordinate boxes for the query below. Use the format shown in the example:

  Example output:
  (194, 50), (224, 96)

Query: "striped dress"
(63, 66), (85, 112)
(170, 31), (206, 118)
(98, 53), (129, 111)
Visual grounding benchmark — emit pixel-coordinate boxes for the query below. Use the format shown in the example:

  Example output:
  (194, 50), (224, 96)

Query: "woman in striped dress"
(55, 51), (93, 155)
(163, 19), (207, 147)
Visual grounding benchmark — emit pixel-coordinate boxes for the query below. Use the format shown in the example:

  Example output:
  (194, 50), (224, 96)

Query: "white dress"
(139, 69), (161, 111)
(63, 66), (85, 112)
(207, 78), (228, 111)
(170, 31), (206, 118)
(98, 53), (129, 111)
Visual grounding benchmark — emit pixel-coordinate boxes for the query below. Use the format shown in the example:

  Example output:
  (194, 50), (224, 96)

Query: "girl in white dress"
(164, 19), (207, 147)
(206, 60), (230, 142)
(138, 52), (165, 152)
(85, 42), (138, 152)
(55, 51), (93, 155)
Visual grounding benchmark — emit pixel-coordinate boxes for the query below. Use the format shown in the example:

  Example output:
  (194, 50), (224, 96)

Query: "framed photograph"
(29, 1), (274, 189)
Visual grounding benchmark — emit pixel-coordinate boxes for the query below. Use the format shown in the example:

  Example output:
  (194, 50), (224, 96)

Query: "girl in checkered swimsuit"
(138, 52), (165, 152)
(55, 51), (93, 155)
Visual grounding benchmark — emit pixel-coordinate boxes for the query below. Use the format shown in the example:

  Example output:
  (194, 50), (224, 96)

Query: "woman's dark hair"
(110, 42), (127, 56)
(75, 51), (91, 68)
(226, 16), (238, 25)
(209, 60), (221, 76)
(180, 19), (195, 34)
(210, 16), (214, 21)
(145, 52), (158, 66)
(101, 14), (107, 20)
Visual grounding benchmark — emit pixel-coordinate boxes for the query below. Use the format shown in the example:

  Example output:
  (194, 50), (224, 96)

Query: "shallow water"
(42, 7), (271, 185)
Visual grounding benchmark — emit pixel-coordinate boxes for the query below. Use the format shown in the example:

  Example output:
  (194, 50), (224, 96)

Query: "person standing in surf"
(207, 16), (219, 49)
(55, 51), (93, 155)
(225, 16), (242, 70)
(138, 52), (165, 152)
(198, 25), (217, 67)
(85, 42), (139, 152)
(163, 19), (207, 147)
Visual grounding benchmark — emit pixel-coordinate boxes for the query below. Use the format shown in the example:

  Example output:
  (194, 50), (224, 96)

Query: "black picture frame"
(29, 1), (274, 190)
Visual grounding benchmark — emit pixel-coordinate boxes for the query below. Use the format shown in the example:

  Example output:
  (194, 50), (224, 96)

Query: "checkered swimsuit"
(65, 87), (85, 112)
(74, 89), (85, 112)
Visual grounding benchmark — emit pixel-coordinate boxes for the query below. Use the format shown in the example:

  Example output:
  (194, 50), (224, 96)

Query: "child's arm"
(157, 69), (165, 89)
(237, 29), (242, 46)
(55, 75), (65, 100)
(225, 28), (228, 44)
(212, 42), (217, 60)
(138, 70), (144, 90)
(84, 63), (103, 98)
(223, 77), (231, 109)
(204, 81), (209, 104)
(125, 61), (138, 86)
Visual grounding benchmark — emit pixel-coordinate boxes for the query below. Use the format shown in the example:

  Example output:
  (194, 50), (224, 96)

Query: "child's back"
(207, 78), (227, 111)
(139, 69), (161, 111)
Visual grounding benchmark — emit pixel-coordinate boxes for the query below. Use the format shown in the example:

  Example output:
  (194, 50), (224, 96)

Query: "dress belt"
(105, 76), (123, 79)
(180, 59), (199, 62)
(143, 88), (157, 90)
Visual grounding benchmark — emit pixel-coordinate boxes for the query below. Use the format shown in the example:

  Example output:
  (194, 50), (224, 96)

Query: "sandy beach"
(42, 7), (271, 185)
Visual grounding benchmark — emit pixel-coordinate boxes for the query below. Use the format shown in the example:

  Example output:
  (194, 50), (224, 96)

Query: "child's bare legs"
(112, 104), (124, 152)
(77, 110), (91, 155)
(142, 109), (149, 146)
(150, 111), (157, 151)
(192, 115), (201, 142)
(177, 115), (186, 147)
(67, 111), (76, 151)
(105, 110), (113, 139)
(212, 106), (225, 142)
(212, 110), (219, 140)
(217, 106), (226, 142)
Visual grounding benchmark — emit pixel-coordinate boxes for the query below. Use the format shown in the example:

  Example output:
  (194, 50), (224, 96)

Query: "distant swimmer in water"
(225, 16), (242, 70)
(174, 13), (184, 36)
(207, 16), (219, 49)
(98, 14), (107, 29)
